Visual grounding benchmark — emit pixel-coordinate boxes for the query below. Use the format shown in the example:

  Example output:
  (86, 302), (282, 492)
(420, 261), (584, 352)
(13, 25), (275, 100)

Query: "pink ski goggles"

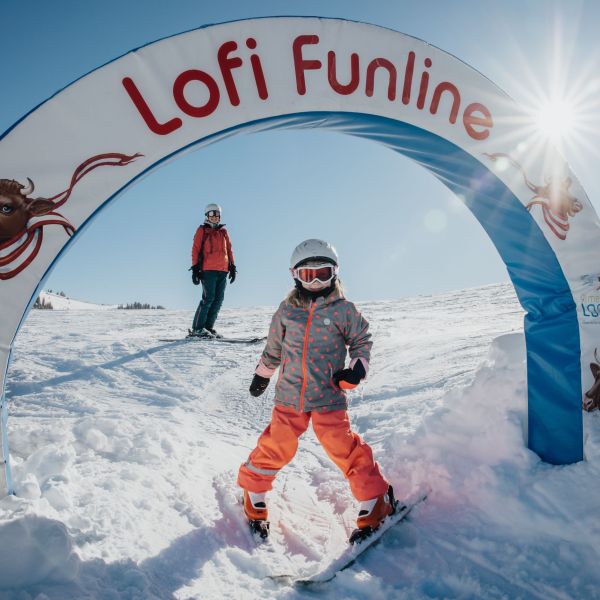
(291, 263), (338, 284)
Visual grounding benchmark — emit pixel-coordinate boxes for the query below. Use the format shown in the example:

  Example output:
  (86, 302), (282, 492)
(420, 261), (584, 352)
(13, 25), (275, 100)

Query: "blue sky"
(2, 0), (600, 309)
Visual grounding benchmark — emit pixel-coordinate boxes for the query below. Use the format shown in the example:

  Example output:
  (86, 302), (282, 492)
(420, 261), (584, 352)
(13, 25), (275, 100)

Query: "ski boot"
(243, 490), (270, 540)
(188, 328), (215, 339)
(349, 485), (397, 544)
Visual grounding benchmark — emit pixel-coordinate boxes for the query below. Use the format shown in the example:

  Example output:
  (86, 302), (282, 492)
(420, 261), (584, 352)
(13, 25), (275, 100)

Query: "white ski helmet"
(204, 203), (222, 217)
(290, 239), (339, 269)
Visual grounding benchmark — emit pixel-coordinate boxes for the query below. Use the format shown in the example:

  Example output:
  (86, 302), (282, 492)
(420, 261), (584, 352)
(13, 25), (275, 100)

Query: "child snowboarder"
(190, 203), (237, 338)
(238, 239), (395, 540)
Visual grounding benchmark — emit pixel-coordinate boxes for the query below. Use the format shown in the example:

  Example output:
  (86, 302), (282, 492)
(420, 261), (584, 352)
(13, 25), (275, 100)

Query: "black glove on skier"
(249, 374), (269, 397)
(332, 359), (366, 390)
(191, 264), (203, 285)
(228, 264), (237, 284)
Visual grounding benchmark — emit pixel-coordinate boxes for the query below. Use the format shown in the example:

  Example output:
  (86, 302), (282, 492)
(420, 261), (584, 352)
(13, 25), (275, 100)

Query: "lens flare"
(535, 100), (575, 142)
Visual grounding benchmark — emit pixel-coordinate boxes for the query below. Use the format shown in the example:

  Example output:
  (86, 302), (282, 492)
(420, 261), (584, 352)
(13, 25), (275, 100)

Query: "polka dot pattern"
(265, 298), (372, 413)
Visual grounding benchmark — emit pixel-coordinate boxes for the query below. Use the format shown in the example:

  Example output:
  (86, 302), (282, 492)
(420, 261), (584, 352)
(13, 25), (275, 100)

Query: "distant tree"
(33, 296), (53, 310)
(117, 301), (165, 310)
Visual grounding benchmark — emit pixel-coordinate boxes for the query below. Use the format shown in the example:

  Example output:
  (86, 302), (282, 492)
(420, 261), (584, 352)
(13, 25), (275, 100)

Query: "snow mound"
(38, 291), (117, 310)
(386, 330), (530, 504)
(378, 331), (600, 599)
(0, 516), (79, 589)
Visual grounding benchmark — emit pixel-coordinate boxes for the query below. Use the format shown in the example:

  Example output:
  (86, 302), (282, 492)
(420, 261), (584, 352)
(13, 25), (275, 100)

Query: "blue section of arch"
(17, 111), (583, 465)
(298, 113), (583, 464)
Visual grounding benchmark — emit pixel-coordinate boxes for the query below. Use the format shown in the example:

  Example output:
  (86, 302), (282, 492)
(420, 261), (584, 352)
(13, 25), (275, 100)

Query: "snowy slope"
(37, 290), (118, 311)
(2, 283), (600, 599)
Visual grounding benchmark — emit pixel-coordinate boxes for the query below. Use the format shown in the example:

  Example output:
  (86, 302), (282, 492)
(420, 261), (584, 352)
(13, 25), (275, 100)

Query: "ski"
(270, 490), (428, 585)
(158, 334), (266, 344)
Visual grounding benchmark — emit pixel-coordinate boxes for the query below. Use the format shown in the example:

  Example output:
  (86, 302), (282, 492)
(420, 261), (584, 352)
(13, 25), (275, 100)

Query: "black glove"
(228, 264), (237, 284)
(249, 374), (269, 397)
(332, 359), (366, 390)
(191, 264), (203, 286)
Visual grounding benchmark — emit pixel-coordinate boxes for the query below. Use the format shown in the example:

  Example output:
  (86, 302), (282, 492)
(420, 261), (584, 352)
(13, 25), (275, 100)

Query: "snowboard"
(159, 333), (266, 344)
(270, 490), (428, 586)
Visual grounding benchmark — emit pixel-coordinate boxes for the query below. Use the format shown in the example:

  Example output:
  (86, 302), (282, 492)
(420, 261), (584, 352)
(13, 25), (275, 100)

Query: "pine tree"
(117, 301), (165, 310)
(33, 296), (53, 310)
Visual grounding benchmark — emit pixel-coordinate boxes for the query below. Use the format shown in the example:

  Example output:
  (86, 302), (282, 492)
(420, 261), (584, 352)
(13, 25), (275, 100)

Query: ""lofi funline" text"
(122, 34), (493, 141)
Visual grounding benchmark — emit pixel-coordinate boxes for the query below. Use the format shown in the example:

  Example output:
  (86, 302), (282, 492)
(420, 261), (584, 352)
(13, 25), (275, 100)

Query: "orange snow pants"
(237, 405), (389, 501)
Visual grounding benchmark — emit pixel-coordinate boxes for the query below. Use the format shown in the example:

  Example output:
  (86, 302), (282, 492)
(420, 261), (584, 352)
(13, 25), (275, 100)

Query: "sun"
(535, 99), (575, 143)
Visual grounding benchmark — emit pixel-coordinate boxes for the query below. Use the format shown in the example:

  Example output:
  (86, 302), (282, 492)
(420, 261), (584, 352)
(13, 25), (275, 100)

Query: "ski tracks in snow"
(11, 288), (600, 598)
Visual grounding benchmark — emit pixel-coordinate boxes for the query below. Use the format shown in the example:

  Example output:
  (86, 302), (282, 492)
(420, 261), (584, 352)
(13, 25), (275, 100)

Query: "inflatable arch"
(1, 17), (599, 494)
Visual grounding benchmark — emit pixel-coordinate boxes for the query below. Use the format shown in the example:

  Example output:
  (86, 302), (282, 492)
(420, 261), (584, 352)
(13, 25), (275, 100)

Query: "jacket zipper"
(300, 301), (316, 412)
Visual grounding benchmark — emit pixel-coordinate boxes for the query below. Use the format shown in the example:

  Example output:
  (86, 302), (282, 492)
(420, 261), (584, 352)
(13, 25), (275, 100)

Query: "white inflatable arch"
(2, 17), (599, 493)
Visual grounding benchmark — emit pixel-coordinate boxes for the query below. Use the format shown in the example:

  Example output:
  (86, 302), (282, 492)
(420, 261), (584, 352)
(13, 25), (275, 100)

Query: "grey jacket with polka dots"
(255, 292), (372, 413)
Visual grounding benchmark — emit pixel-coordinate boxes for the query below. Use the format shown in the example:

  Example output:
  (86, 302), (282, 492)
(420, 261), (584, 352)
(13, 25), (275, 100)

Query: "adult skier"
(237, 239), (395, 539)
(190, 203), (237, 338)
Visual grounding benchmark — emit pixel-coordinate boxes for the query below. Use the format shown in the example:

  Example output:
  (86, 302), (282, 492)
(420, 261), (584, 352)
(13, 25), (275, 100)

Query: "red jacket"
(191, 224), (235, 272)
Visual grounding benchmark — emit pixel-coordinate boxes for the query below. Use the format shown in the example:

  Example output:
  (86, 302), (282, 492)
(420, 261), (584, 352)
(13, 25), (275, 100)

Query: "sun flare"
(535, 99), (575, 142)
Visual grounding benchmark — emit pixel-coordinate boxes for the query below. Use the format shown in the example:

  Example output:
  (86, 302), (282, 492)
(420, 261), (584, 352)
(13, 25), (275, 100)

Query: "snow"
(37, 290), (118, 311)
(2, 282), (600, 599)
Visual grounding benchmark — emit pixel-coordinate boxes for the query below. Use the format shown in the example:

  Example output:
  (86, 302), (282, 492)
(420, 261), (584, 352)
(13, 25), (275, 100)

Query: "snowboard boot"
(356, 485), (396, 531)
(243, 490), (268, 522)
(206, 328), (223, 339)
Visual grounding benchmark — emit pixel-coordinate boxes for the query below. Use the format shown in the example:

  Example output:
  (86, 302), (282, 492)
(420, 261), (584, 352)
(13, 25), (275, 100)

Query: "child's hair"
(285, 279), (345, 308)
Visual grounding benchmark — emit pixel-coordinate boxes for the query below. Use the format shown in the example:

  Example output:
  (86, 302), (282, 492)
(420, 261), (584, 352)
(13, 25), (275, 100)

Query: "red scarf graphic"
(0, 152), (142, 280)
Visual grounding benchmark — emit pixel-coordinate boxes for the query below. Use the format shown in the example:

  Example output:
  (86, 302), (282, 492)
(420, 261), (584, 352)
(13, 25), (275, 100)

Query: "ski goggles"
(291, 263), (338, 284)
(206, 210), (220, 218)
